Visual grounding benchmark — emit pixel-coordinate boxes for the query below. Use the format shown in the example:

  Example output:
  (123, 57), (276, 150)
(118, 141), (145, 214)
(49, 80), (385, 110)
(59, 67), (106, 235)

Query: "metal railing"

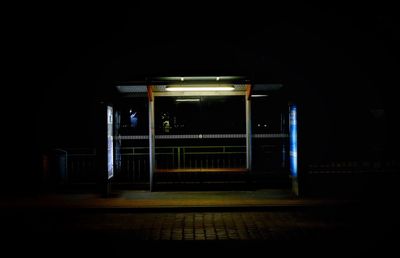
(115, 145), (247, 182)
(51, 149), (97, 184)
(308, 160), (400, 175)
(52, 143), (289, 184)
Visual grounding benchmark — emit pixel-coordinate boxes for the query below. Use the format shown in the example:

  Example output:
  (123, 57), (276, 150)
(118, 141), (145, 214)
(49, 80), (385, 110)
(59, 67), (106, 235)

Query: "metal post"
(177, 147), (181, 169)
(281, 112), (286, 168)
(246, 95), (252, 171)
(183, 147), (186, 168)
(148, 95), (155, 191)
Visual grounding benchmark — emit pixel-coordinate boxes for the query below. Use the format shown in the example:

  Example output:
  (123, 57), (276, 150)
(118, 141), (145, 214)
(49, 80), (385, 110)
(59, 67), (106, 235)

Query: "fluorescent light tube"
(166, 86), (234, 91)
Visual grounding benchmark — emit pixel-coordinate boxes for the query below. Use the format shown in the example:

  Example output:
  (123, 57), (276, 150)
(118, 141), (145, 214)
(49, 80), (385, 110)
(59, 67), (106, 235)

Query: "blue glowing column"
(289, 104), (298, 195)
(107, 106), (114, 180)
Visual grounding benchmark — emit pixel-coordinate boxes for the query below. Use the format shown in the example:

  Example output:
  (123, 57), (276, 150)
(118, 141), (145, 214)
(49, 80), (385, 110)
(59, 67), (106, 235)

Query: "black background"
(4, 2), (399, 188)
(2, 3), (400, 257)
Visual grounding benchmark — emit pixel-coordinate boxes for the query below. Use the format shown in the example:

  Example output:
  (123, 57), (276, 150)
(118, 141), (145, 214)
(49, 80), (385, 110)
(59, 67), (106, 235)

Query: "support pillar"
(246, 84), (252, 171)
(148, 86), (155, 191)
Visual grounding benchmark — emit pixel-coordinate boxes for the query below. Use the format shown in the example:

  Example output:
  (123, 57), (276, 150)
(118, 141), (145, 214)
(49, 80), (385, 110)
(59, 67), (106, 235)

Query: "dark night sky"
(5, 2), (399, 180)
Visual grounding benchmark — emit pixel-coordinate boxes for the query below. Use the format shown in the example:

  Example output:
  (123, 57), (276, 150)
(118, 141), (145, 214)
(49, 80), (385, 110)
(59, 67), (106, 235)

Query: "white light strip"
(251, 94), (268, 97)
(176, 98), (200, 102)
(166, 86), (234, 92)
(116, 133), (288, 140)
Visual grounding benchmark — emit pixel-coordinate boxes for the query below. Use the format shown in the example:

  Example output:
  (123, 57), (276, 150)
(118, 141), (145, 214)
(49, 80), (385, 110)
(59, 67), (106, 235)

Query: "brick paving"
(2, 189), (400, 258)
(3, 208), (400, 258)
(6, 210), (358, 241)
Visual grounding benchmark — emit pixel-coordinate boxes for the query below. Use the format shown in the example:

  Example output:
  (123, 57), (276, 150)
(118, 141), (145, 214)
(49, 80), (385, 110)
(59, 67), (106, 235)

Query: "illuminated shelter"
(97, 76), (299, 195)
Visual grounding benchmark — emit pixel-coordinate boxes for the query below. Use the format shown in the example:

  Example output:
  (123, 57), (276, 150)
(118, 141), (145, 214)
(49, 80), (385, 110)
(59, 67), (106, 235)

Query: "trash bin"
(53, 149), (68, 184)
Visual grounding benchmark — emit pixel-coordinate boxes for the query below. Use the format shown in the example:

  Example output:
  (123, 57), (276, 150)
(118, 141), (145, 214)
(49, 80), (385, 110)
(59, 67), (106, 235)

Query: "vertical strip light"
(289, 104), (297, 177)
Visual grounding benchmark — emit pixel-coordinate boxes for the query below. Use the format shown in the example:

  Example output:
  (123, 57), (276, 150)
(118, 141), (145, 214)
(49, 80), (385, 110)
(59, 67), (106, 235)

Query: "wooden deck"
(155, 168), (248, 173)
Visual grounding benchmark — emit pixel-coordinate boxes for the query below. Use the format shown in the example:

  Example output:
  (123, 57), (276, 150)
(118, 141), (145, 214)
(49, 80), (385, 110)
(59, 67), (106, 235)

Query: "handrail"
(54, 148), (68, 154)
(119, 146), (247, 156)
(120, 145), (246, 149)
